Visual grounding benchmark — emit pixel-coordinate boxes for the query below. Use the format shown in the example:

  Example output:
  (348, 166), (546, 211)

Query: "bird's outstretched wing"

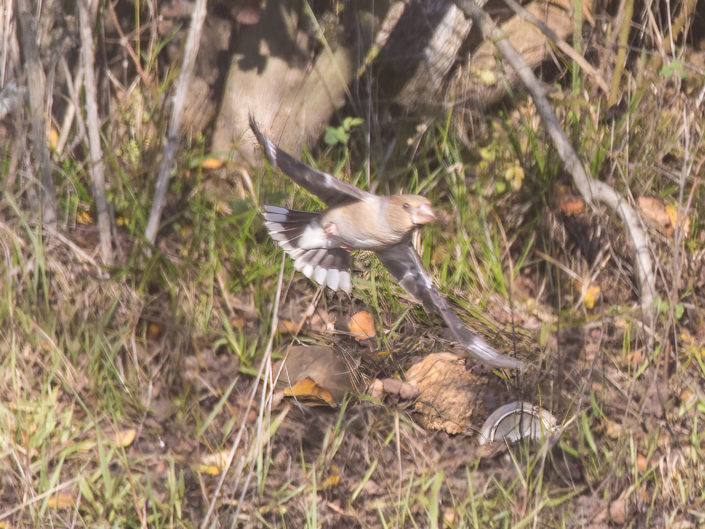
(375, 242), (524, 370)
(250, 116), (371, 208)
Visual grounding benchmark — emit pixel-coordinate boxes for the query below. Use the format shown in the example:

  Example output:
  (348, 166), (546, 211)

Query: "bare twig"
(452, 0), (656, 314)
(144, 0), (207, 245)
(78, 0), (113, 265)
(15, 0), (57, 228)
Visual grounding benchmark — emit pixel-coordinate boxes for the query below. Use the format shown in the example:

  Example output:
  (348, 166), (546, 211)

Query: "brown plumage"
(251, 116), (523, 370)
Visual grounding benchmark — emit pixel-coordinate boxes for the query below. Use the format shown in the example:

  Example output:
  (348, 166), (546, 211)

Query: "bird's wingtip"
(466, 335), (524, 370)
(249, 115), (277, 166)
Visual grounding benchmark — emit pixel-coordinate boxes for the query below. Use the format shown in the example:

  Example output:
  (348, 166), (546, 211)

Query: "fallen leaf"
(47, 127), (59, 150)
(147, 322), (163, 340)
(76, 210), (93, 225)
(283, 377), (336, 407)
(348, 311), (376, 340)
(555, 184), (585, 216)
(201, 157), (223, 169)
(405, 353), (479, 434)
(47, 492), (74, 509)
(274, 346), (355, 406)
(200, 450), (230, 474)
(629, 349), (643, 366)
(638, 196), (672, 235)
(636, 453), (648, 472)
(558, 198), (585, 216)
(679, 389), (694, 403)
(230, 315), (246, 329)
(665, 203), (691, 236)
(582, 283), (601, 309)
(321, 464), (341, 489)
(277, 319), (298, 335)
(112, 428), (136, 448)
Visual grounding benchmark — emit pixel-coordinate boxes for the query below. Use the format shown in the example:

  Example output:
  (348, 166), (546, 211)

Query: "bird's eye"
(402, 202), (410, 210)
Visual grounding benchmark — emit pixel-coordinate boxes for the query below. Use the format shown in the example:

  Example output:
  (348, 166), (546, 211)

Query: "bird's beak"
(412, 203), (436, 225)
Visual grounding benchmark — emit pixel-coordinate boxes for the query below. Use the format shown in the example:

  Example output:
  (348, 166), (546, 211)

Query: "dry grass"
(1, 2), (705, 528)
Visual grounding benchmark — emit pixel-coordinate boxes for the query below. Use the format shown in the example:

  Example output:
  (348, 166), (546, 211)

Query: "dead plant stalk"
(144, 0), (208, 245)
(452, 0), (656, 316)
(78, 0), (113, 265)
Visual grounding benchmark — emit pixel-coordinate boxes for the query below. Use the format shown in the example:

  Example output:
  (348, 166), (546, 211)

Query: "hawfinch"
(251, 117), (522, 370)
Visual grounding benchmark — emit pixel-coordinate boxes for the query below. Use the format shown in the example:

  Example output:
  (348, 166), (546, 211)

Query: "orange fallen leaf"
(665, 204), (691, 236)
(47, 127), (59, 150)
(582, 284), (601, 309)
(147, 322), (163, 340)
(554, 184), (584, 216)
(680, 389), (694, 403)
(636, 453), (648, 472)
(113, 428), (136, 448)
(321, 464), (341, 489)
(76, 210), (93, 225)
(283, 377), (336, 407)
(230, 315), (246, 329)
(638, 196), (672, 235)
(348, 311), (375, 340)
(201, 157), (223, 169)
(275, 346), (353, 405)
(574, 280), (600, 309)
(558, 198), (585, 216)
(47, 492), (75, 509)
(629, 350), (643, 365)
(200, 450), (230, 474)
(277, 319), (298, 335)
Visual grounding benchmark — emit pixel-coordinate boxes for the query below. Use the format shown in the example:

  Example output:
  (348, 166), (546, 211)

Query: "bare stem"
(15, 0), (57, 228)
(144, 0), (208, 245)
(78, 0), (113, 265)
(452, 0), (656, 314)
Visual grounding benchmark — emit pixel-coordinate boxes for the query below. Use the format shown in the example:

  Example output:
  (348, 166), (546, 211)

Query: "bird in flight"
(250, 116), (523, 370)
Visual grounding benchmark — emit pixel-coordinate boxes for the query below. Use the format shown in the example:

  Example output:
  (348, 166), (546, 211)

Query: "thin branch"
(144, 0), (208, 245)
(15, 0), (57, 228)
(78, 0), (113, 265)
(452, 0), (656, 314)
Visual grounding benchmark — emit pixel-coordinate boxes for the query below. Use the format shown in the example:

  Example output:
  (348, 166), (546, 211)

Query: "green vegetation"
(2, 3), (705, 528)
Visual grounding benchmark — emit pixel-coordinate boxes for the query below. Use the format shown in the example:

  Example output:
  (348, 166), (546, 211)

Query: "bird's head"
(386, 195), (437, 233)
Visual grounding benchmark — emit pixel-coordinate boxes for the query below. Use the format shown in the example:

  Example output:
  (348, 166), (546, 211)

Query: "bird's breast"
(323, 200), (404, 250)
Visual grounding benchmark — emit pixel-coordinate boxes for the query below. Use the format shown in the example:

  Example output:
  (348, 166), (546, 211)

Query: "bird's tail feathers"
(263, 205), (320, 251)
(263, 205), (352, 293)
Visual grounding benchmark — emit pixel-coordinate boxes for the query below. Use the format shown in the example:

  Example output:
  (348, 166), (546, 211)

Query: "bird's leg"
(324, 221), (354, 251)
